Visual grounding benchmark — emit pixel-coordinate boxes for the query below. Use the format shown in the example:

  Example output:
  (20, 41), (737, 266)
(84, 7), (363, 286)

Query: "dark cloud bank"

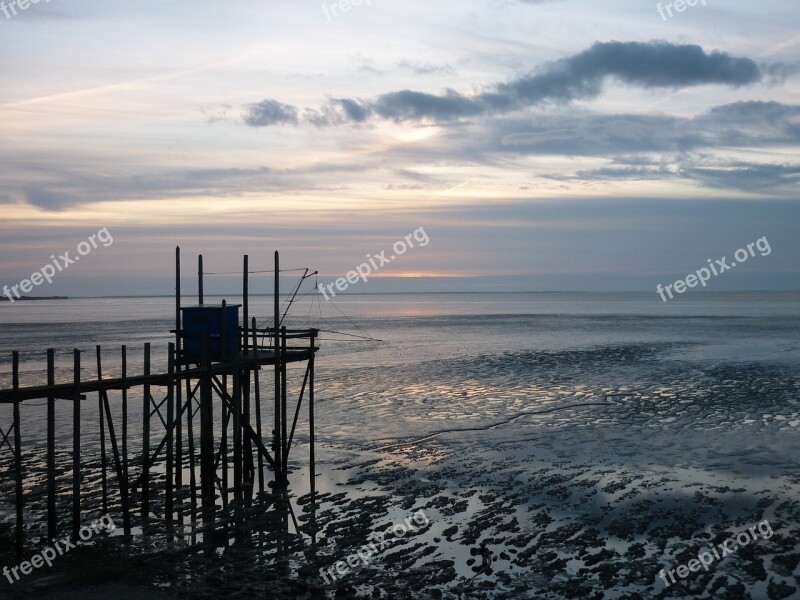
(243, 40), (768, 127)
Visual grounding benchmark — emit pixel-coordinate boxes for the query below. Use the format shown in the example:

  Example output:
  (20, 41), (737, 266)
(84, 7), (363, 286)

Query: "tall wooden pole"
(200, 335), (215, 529)
(186, 372), (199, 522)
(46, 348), (56, 540)
(220, 373), (228, 510)
(281, 327), (288, 482)
(97, 346), (108, 514)
(253, 318), (264, 494)
(242, 255), (254, 490)
(166, 343), (175, 526)
(274, 251), (282, 487)
(243, 255), (249, 355)
(121, 345), (131, 535)
(232, 343), (242, 499)
(12, 352), (23, 560)
(175, 247), (183, 501)
(198, 254), (204, 305)
(309, 330), (316, 503)
(176, 246), (182, 352)
(142, 343), (151, 523)
(72, 349), (81, 539)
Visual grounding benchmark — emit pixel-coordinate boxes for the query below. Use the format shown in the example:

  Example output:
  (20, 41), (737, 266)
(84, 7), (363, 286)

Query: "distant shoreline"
(0, 296), (69, 301)
(6, 290), (798, 300)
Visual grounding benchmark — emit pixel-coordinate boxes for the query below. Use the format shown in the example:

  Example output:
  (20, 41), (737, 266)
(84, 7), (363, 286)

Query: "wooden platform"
(0, 347), (318, 404)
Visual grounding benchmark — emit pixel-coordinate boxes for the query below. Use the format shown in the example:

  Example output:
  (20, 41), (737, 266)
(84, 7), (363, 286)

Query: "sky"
(1, 0), (799, 296)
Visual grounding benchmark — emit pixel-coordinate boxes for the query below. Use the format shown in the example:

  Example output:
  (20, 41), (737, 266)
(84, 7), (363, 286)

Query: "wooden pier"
(0, 248), (320, 560)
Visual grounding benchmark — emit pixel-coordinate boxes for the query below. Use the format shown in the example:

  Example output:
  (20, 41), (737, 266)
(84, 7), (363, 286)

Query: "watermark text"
(2, 227), (114, 303)
(658, 519), (773, 587)
(3, 514), (116, 584)
(320, 509), (430, 583)
(318, 227), (429, 300)
(656, 235), (770, 302)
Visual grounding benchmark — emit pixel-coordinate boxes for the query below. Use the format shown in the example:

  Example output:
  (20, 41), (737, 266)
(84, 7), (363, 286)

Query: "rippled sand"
(2, 314), (800, 599)
(295, 342), (800, 598)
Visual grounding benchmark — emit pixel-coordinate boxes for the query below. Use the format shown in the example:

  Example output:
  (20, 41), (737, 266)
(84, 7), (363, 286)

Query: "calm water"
(1, 291), (798, 443)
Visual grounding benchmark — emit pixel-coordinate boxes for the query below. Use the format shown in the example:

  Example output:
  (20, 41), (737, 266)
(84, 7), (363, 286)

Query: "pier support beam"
(274, 251), (283, 488)
(166, 343), (175, 527)
(72, 349), (82, 539)
(13, 352), (23, 560)
(142, 343), (151, 524)
(46, 349), (56, 540)
(309, 329), (317, 538)
(200, 336), (216, 530)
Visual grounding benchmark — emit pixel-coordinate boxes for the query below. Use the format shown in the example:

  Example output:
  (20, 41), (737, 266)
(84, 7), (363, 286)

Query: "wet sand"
(2, 340), (799, 598)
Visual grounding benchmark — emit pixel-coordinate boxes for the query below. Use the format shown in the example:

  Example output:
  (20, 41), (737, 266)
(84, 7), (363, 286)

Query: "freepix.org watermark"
(319, 509), (430, 584)
(321, 0), (372, 21)
(1, 0), (51, 20)
(2, 227), (113, 303)
(317, 227), (429, 300)
(3, 514), (116, 584)
(657, 519), (773, 587)
(656, 235), (771, 302)
(656, 0), (706, 21)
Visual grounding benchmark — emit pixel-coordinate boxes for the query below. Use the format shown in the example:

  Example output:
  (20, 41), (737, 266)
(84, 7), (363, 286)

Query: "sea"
(1, 291), (798, 598)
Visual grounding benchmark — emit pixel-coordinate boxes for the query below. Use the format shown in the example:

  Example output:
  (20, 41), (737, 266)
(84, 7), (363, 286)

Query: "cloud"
(16, 98), (799, 211)
(513, 101), (800, 194)
(761, 61), (800, 85)
(501, 113), (693, 155)
(500, 101), (800, 156)
(6, 158), (388, 211)
(398, 60), (457, 76)
(243, 99), (298, 127)
(417, 100), (800, 193)
(372, 89), (486, 122)
(24, 188), (75, 211)
(243, 41), (767, 127)
(200, 103), (234, 124)
(545, 165), (677, 182)
(683, 161), (800, 192)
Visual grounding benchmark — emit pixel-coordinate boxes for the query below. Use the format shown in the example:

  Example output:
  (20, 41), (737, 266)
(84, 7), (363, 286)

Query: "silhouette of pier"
(0, 248), (319, 560)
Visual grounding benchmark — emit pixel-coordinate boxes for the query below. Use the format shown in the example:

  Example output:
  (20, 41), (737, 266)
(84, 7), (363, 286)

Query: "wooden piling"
(97, 346), (108, 514)
(186, 375), (199, 522)
(142, 343), (151, 523)
(12, 352), (23, 560)
(242, 369), (254, 489)
(175, 358), (183, 493)
(199, 335), (215, 528)
(166, 342), (175, 525)
(72, 348), (81, 539)
(281, 327), (288, 481)
(175, 248), (183, 499)
(252, 318), (264, 494)
(100, 390), (128, 538)
(198, 254), (204, 305)
(221, 299), (227, 360)
(242, 258), (254, 487)
(175, 360), (183, 502)
(309, 330), (316, 505)
(121, 345), (131, 535)
(274, 251), (282, 487)
(243, 255), (249, 355)
(220, 374), (228, 510)
(232, 349), (242, 499)
(46, 348), (56, 540)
